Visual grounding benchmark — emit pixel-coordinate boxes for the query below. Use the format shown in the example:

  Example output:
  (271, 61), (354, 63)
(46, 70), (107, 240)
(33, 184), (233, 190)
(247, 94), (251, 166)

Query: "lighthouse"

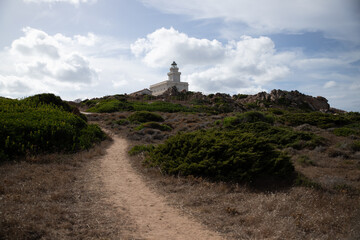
(150, 61), (189, 96)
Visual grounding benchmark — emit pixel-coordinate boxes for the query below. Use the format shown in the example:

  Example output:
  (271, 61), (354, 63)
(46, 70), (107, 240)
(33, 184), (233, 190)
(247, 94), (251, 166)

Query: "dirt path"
(96, 134), (223, 240)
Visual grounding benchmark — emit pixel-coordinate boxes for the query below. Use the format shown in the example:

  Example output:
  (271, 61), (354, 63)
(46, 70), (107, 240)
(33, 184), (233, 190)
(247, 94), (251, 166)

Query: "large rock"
(237, 89), (330, 111)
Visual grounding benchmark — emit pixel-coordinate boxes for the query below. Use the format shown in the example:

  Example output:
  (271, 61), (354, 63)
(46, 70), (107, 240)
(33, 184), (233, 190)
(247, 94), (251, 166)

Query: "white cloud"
(0, 28), (104, 98)
(131, 27), (225, 67)
(0, 27), (162, 100)
(324, 80), (336, 88)
(8, 27), (98, 84)
(140, 0), (360, 42)
(23, 0), (96, 6)
(132, 27), (291, 93)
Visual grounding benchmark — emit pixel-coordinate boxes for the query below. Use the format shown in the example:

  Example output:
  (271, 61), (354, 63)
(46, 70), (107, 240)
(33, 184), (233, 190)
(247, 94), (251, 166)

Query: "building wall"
(130, 88), (152, 96)
(150, 81), (188, 96)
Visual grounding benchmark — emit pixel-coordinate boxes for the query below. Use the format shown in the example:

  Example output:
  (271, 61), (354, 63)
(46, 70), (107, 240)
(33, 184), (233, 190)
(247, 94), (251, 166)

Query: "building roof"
(130, 88), (152, 96)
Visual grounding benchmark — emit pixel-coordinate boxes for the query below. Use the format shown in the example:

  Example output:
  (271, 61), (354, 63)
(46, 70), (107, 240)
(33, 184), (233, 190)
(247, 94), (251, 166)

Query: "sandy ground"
(96, 134), (224, 240)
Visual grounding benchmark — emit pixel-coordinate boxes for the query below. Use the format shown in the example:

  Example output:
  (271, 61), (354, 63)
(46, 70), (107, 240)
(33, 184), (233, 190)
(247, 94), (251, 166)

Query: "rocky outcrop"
(237, 89), (330, 111)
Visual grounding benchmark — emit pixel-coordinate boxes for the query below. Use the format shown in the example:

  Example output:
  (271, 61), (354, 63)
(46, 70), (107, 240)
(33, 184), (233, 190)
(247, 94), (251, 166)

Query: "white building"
(130, 88), (152, 96)
(150, 61), (188, 96)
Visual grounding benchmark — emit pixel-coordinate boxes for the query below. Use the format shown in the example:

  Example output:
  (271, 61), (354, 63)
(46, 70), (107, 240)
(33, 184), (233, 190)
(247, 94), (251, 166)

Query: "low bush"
(280, 112), (351, 129)
(146, 130), (294, 182)
(24, 93), (74, 112)
(128, 144), (154, 156)
(333, 127), (358, 137)
(223, 111), (274, 127)
(115, 119), (130, 125)
(233, 94), (248, 100)
(87, 99), (134, 113)
(128, 111), (164, 123)
(268, 108), (284, 115)
(0, 95), (106, 161)
(135, 122), (172, 131)
(221, 113), (322, 150)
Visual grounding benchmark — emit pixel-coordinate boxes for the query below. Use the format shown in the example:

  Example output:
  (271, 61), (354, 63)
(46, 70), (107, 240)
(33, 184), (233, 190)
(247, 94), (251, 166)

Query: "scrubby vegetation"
(146, 129), (294, 182)
(221, 111), (324, 150)
(128, 144), (154, 156)
(86, 99), (134, 113)
(127, 111), (164, 123)
(0, 94), (106, 161)
(86, 98), (192, 113)
(135, 122), (172, 131)
(279, 111), (359, 129)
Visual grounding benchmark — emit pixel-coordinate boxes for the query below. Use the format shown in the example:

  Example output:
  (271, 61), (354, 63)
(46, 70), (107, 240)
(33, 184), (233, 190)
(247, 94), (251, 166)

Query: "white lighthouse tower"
(150, 61), (189, 96)
(168, 61), (181, 82)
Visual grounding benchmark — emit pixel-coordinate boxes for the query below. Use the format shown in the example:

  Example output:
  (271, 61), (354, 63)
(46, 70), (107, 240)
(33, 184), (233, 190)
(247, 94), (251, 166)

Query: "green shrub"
(128, 111), (164, 123)
(233, 94), (248, 100)
(135, 122), (172, 131)
(115, 119), (130, 125)
(220, 118), (323, 150)
(245, 102), (259, 109)
(268, 108), (284, 115)
(24, 93), (73, 112)
(0, 95), (106, 161)
(146, 130), (294, 182)
(280, 112), (351, 129)
(82, 99), (99, 107)
(87, 99), (133, 113)
(128, 144), (154, 156)
(78, 124), (106, 150)
(333, 127), (357, 137)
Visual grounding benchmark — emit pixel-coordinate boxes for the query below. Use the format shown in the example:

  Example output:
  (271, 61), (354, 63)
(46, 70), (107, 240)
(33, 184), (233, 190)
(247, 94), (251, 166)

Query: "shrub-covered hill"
(81, 88), (338, 114)
(0, 94), (106, 161)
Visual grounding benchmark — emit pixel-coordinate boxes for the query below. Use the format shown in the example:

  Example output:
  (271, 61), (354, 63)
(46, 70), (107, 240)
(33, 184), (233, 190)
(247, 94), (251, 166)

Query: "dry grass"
(0, 140), (136, 240)
(130, 154), (360, 239)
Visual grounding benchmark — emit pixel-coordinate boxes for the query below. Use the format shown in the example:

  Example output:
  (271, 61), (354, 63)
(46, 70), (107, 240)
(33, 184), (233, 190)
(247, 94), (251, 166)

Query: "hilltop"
(1, 89), (359, 239)
(80, 88), (360, 238)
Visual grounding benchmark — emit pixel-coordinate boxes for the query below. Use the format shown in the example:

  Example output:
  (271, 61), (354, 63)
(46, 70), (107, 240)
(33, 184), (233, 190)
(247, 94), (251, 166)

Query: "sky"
(0, 0), (359, 111)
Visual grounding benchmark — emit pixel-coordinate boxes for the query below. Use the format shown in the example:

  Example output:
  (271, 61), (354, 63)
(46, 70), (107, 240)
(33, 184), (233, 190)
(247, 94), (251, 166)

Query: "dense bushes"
(24, 93), (74, 112)
(128, 144), (154, 156)
(87, 99), (134, 113)
(221, 112), (323, 149)
(0, 95), (106, 161)
(128, 111), (164, 123)
(279, 112), (351, 129)
(135, 122), (172, 131)
(146, 130), (294, 182)
(86, 99), (191, 113)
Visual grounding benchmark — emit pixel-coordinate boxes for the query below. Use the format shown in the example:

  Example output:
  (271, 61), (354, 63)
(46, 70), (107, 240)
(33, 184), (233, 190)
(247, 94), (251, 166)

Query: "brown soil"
(97, 132), (223, 239)
(0, 140), (136, 239)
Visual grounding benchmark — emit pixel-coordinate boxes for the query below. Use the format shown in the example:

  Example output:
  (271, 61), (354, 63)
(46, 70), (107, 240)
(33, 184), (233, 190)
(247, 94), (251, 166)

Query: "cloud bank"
(23, 0), (96, 5)
(131, 27), (292, 93)
(141, 0), (360, 42)
(0, 27), (100, 97)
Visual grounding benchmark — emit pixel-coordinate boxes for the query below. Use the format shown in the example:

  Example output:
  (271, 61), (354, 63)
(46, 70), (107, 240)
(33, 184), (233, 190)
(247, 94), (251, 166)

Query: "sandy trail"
(97, 134), (223, 240)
